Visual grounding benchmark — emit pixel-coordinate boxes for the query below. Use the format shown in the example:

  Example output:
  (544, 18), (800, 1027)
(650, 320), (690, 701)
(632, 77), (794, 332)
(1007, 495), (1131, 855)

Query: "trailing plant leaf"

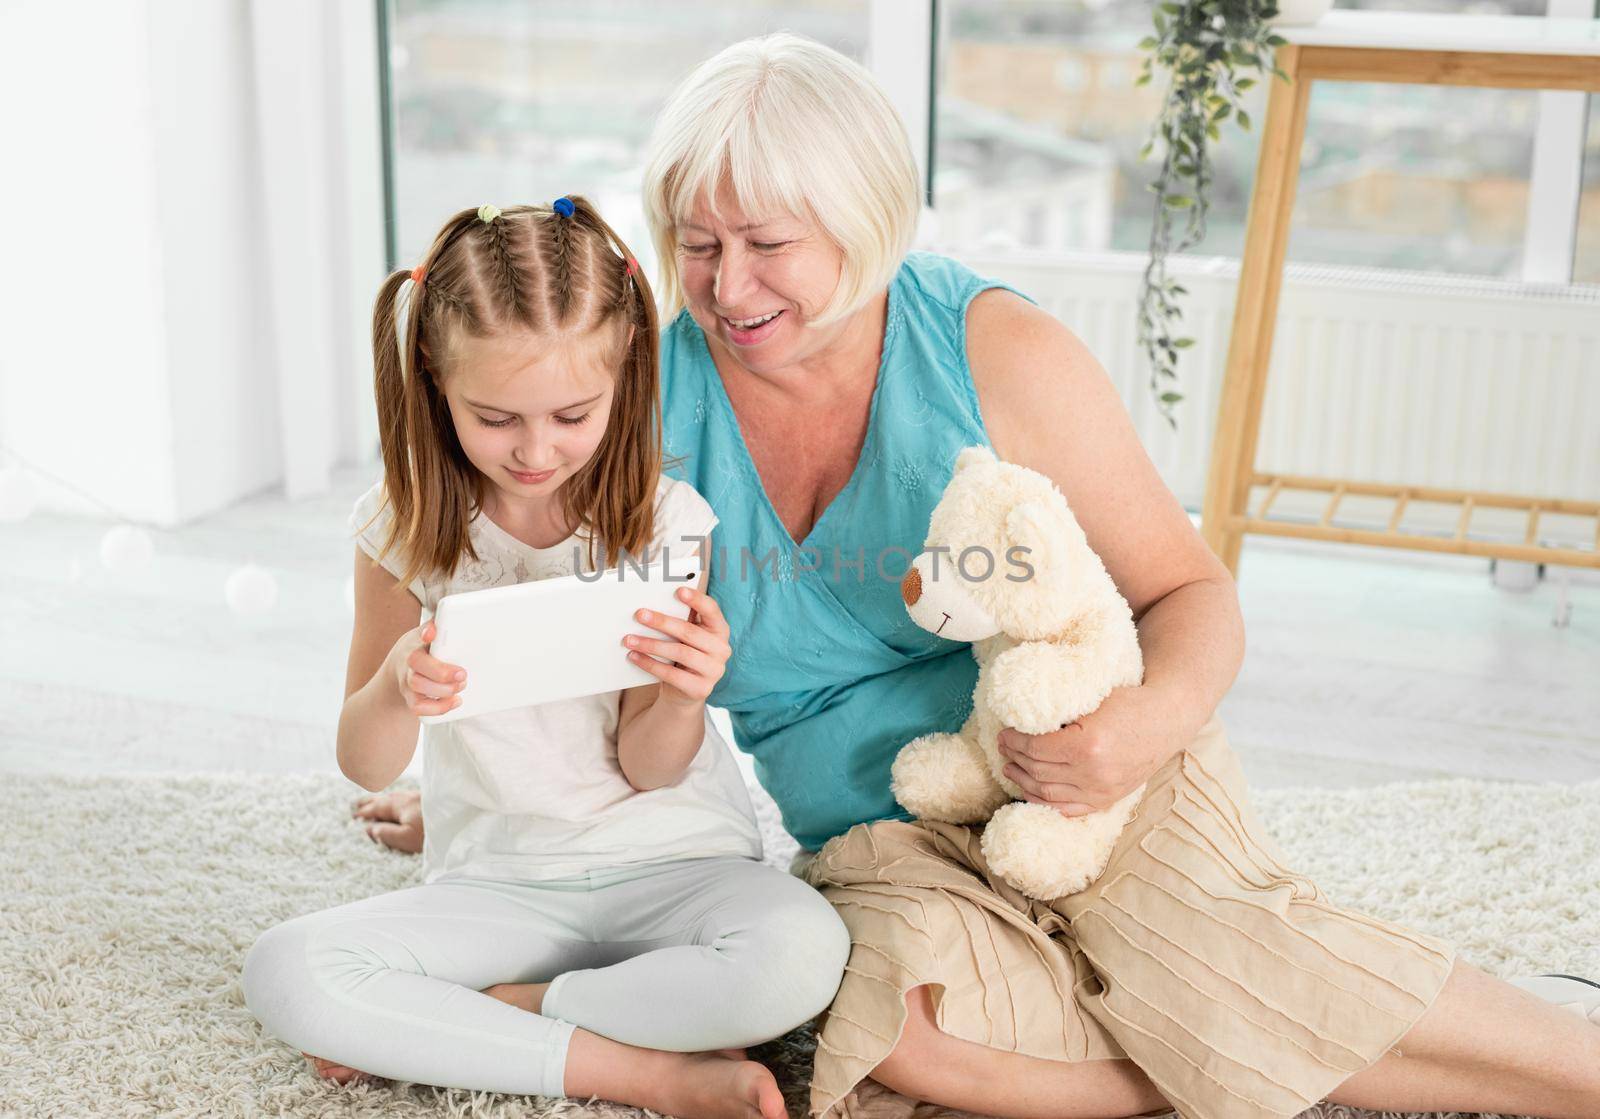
(1136, 0), (1290, 427)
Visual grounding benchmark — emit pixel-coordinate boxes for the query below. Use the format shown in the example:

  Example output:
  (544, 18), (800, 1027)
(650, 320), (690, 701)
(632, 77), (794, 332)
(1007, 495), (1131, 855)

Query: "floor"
(2, 464), (1597, 793)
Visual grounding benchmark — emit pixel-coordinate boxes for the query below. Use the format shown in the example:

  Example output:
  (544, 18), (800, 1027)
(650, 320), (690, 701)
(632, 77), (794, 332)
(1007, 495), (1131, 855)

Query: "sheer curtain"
(249, 0), (385, 503)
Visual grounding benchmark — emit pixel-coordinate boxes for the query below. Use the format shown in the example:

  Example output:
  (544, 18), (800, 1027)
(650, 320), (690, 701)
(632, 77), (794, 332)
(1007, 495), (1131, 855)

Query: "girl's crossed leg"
(242, 857), (849, 1118)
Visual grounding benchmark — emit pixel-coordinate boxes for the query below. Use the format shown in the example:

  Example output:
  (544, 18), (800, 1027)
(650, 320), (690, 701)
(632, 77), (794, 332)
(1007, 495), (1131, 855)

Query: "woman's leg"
(538, 857), (852, 1053)
(874, 985), (1171, 1119)
(810, 719), (1600, 1119)
(1326, 959), (1600, 1118)
(874, 967), (1600, 1119)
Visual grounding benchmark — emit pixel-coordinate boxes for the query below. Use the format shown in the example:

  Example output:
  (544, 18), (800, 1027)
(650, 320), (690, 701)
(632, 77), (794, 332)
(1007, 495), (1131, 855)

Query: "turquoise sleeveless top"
(660, 252), (1023, 851)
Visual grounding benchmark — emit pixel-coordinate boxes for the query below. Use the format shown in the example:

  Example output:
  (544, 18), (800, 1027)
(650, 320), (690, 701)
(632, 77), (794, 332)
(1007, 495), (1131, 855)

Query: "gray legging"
(242, 856), (850, 1097)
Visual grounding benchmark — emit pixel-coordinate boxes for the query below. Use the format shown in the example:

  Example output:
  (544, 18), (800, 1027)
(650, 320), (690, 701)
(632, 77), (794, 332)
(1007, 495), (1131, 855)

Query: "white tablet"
(419, 558), (700, 725)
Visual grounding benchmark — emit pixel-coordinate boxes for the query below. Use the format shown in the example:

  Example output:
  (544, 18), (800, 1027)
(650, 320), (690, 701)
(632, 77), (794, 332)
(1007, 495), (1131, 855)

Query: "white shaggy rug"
(3, 771), (1597, 1119)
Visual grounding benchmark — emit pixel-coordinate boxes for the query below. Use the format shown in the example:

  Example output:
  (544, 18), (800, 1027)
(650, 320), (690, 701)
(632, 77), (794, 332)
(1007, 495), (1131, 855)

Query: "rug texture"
(2, 770), (1596, 1119)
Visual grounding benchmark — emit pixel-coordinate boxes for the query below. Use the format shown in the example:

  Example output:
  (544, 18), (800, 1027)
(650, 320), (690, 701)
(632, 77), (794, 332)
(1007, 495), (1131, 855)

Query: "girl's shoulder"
(649, 474), (719, 555)
(347, 479), (435, 604)
(349, 477), (387, 530)
(348, 478), (396, 568)
(347, 478), (523, 607)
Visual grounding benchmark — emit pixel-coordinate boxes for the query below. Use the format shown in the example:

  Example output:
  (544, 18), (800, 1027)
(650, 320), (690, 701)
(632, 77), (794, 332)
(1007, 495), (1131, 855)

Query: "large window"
(382, 1), (1597, 285)
(385, 0), (868, 274)
(933, 0), (1595, 281)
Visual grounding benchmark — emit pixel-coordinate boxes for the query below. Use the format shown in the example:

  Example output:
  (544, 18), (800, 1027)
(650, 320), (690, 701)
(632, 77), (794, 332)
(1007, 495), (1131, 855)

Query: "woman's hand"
(996, 685), (1182, 816)
(623, 585), (731, 708)
(386, 620), (466, 718)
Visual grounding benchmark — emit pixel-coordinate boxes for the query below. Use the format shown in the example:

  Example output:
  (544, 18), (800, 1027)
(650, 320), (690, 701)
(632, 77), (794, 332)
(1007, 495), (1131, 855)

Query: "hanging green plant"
(1136, 0), (1289, 427)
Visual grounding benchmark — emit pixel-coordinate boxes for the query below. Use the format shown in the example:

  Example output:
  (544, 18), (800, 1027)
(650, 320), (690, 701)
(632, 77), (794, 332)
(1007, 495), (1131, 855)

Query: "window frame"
(921, 0), (1593, 281)
(374, 0), (1594, 281)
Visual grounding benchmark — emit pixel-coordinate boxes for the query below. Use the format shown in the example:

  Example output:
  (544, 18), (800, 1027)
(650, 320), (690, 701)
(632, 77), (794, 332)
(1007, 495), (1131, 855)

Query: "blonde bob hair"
(642, 33), (921, 326)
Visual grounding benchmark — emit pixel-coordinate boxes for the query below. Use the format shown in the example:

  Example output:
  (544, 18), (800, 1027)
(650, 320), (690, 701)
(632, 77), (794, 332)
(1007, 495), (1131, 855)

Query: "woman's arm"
(966, 289), (1245, 811)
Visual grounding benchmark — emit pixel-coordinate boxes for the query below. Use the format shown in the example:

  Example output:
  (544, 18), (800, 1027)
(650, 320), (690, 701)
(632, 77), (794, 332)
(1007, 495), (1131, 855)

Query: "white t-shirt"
(349, 475), (763, 883)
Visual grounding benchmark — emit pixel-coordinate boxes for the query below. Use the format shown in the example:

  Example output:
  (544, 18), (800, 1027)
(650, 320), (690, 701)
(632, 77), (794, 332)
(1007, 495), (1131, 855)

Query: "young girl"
(241, 197), (849, 1119)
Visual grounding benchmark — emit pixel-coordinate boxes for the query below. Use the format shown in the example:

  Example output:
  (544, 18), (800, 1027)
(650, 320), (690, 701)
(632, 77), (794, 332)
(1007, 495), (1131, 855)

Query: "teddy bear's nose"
(901, 566), (922, 607)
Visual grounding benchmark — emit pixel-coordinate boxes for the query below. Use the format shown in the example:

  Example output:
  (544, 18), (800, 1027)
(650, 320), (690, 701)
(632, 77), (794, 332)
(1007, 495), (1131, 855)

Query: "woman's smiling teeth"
(726, 310), (783, 329)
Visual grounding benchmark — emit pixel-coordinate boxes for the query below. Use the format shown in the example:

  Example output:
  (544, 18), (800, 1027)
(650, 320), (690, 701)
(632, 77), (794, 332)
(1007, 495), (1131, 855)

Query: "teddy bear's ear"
(1005, 501), (1071, 573)
(953, 446), (998, 475)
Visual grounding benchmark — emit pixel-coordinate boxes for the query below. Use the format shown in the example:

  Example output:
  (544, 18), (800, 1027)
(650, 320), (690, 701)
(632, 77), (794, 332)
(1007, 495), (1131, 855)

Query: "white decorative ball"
(0, 468), (36, 523)
(225, 564), (279, 615)
(100, 525), (155, 573)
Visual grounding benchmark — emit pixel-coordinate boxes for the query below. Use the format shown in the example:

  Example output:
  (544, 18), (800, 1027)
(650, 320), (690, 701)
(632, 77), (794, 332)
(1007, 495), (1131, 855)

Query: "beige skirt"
(799, 716), (1456, 1119)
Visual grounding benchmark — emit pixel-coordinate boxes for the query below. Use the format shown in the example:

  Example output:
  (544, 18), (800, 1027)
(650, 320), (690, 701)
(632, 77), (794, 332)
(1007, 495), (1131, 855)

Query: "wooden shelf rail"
(1233, 473), (1600, 569)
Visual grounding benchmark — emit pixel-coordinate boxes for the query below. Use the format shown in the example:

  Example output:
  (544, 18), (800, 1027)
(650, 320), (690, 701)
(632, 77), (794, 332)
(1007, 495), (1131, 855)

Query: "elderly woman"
(357, 33), (1600, 1119)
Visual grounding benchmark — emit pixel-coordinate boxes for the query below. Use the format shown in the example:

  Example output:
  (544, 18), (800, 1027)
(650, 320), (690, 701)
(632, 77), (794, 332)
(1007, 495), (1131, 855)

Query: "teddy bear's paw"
(892, 734), (1011, 824)
(984, 645), (1110, 736)
(981, 799), (1133, 900)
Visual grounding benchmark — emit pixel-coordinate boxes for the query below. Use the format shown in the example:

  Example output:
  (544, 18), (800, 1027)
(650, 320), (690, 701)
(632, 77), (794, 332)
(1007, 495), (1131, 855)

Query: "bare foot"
(353, 789), (424, 853)
(661, 1053), (787, 1119)
(301, 1051), (373, 1085)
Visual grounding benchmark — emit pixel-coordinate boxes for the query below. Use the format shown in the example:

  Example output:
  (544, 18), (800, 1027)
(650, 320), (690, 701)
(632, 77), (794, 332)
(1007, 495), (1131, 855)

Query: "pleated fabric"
(800, 717), (1456, 1119)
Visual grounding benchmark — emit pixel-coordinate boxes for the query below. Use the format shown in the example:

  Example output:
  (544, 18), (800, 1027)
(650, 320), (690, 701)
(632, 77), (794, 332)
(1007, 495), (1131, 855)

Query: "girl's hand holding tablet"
(624, 584), (731, 707)
(389, 620), (467, 718)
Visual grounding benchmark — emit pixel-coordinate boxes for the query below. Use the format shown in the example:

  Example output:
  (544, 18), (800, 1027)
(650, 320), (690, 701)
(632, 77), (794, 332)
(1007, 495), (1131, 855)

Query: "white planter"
(1269, 0), (1334, 26)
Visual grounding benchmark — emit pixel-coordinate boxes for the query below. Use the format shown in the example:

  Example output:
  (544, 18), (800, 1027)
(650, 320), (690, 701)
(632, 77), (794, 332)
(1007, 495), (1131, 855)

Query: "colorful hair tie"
(552, 197), (576, 218)
(410, 264), (426, 284)
(624, 257), (639, 277)
(477, 204), (501, 224)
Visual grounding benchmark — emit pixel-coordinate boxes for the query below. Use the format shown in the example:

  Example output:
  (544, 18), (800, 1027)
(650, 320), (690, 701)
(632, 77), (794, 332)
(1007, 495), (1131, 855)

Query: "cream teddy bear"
(891, 446), (1146, 900)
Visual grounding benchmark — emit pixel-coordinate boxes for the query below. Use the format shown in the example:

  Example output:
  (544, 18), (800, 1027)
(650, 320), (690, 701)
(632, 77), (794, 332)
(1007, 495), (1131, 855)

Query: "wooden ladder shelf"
(1199, 11), (1600, 575)
(1239, 474), (1600, 569)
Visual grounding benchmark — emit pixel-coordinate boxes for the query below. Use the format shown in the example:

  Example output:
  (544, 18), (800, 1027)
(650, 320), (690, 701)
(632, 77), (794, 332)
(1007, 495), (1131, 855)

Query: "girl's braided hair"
(365, 197), (661, 587)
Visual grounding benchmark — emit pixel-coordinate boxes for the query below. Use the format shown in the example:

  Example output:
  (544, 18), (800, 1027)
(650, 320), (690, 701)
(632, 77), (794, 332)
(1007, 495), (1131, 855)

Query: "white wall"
(0, 0), (383, 527)
(0, 0), (180, 523)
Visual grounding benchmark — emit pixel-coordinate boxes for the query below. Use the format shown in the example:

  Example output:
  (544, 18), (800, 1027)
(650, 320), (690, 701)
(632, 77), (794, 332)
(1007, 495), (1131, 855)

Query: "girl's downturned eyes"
(752, 241), (789, 252)
(477, 413), (591, 428)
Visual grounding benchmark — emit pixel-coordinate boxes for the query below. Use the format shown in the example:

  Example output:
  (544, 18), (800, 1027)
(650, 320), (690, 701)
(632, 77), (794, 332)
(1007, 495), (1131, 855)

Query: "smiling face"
(440, 327), (619, 523)
(676, 182), (861, 377)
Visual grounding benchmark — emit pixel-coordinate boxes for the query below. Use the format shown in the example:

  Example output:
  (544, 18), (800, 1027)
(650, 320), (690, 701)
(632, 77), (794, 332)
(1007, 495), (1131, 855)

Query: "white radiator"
(958, 251), (1600, 517)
